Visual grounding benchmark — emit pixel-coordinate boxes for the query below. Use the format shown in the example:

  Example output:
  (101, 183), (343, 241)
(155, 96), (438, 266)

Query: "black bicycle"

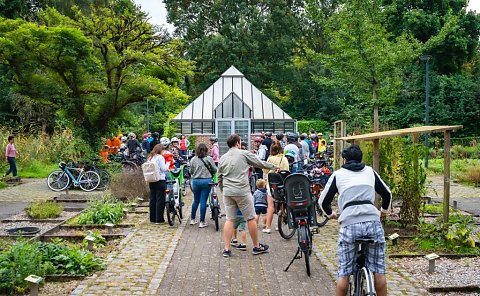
(349, 239), (376, 296)
(283, 173), (326, 276)
(269, 170), (296, 240)
(83, 157), (111, 190)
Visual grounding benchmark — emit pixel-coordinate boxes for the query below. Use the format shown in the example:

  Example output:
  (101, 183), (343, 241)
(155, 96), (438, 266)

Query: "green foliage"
(82, 230), (106, 249)
(297, 120), (329, 135)
(0, 181), (7, 189)
(76, 195), (124, 225)
(26, 201), (63, 219)
(415, 215), (479, 254)
(0, 240), (49, 294)
(187, 135), (196, 149)
(163, 120), (177, 138)
(420, 203), (443, 214)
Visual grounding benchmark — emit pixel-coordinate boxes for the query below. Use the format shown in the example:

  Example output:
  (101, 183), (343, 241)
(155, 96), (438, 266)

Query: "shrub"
(466, 166), (480, 186)
(26, 201), (63, 219)
(110, 170), (148, 201)
(297, 120), (329, 135)
(76, 195), (124, 225)
(0, 181), (7, 189)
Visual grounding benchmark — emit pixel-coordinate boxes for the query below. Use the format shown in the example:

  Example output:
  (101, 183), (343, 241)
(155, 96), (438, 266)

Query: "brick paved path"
(313, 220), (429, 296)
(157, 209), (336, 295)
(427, 175), (480, 215)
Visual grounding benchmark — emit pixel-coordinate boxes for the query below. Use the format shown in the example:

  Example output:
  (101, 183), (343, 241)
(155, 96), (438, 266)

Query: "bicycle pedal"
(310, 227), (319, 234)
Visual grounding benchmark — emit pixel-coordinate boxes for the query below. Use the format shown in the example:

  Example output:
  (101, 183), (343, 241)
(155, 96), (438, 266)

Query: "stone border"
(146, 206), (189, 295)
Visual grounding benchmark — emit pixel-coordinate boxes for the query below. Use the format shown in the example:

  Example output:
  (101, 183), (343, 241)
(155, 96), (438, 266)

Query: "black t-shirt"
(149, 139), (160, 152)
(127, 139), (142, 154)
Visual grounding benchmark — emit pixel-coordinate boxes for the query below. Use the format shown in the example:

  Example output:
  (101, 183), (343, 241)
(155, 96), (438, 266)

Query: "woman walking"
(189, 143), (217, 228)
(147, 144), (169, 224)
(262, 142), (289, 233)
(3, 136), (19, 178)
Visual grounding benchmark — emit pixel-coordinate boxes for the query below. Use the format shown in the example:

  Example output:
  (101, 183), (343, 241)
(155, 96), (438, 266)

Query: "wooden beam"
(443, 130), (451, 223)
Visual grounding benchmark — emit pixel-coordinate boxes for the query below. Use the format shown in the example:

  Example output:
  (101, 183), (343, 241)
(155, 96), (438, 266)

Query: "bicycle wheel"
(358, 267), (375, 296)
(278, 206), (296, 239)
(298, 225), (311, 276)
(47, 170), (70, 191)
(166, 195), (175, 226)
(316, 206), (329, 227)
(121, 161), (137, 173)
(213, 207), (220, 231)
(96, 169), (111, 190)
(78, 171), (100, 191)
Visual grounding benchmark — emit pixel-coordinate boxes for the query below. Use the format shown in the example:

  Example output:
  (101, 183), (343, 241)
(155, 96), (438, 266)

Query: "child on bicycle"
(231, 208), (247, 251)
(253, 179), (269, 233)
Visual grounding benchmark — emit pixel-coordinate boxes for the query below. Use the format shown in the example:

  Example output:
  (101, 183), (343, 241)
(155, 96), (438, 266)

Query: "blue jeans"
(191, 178), (211, 222)
(5, 157), (17, 177)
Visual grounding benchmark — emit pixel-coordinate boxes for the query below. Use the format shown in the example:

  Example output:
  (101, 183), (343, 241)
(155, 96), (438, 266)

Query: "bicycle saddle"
(170, 169), (182, 177)
(355, 238), (374, 244)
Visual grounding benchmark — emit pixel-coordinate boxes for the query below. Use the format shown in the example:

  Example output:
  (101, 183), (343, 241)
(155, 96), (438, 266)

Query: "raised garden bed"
(1, 209), (81, 223)
(0, 221), (59, 237)
(54, 194), (91, 203)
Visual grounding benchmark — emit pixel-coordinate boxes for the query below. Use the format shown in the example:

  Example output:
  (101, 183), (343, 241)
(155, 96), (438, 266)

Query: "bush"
(466, 166), (480, 186)
(297, 120), (329, 135)
(26, 201), (63, 219)
(110, 170), (148, 201)
(76, 195), (124, 225)
(0, 181), (7, 189)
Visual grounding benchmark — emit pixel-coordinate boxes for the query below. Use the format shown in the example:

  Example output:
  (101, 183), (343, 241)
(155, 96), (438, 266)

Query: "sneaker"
(262, 228), (271, 234)
(199, 221), (208, 228)
(236, 244), (247, 251)
(222, 249), (231, 257)
(252, 243), (269, 255)
(230, 238), (238, 246)
(190, 219), (198, 225)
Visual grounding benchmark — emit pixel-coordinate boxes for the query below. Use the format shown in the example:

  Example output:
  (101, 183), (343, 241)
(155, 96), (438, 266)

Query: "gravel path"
(395, 257), (480, 293)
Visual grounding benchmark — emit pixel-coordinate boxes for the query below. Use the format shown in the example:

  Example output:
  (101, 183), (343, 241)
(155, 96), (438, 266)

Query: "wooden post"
(334, 120), (346, 170)
(443, 130), (451, 223)
(413, 133), (419, 178)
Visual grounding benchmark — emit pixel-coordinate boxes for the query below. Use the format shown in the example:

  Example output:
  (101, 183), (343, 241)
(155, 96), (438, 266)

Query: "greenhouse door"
(216, 119), (251, 155)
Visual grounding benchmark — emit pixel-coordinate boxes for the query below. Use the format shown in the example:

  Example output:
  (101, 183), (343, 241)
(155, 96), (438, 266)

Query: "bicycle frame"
(63, 167), (84, 186)
(351, 240), (376, 296)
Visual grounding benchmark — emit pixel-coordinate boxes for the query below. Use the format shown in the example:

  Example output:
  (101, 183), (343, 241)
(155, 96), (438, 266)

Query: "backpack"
(142, 157), (161, 183)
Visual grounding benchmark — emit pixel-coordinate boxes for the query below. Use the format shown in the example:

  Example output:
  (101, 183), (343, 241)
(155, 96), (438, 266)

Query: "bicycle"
(269, 170), (296, 240)
(207, 179), (221, 231)
(165, 168), (185, 226)
(283, 173), (324, 277)
(349, 238), (376, 296)
(83, 157), (111, 190)
(47, 162), (100, 192)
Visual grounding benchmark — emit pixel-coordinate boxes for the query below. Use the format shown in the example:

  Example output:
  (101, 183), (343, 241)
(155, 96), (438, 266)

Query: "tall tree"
(165, 0), (303, 97)
(0, 0), (192, 140)
(313, 0), (417, 169)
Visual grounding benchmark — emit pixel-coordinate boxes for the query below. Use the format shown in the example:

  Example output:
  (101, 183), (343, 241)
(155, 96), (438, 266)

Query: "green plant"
(466, 166), (480, 186)
(26, 201), (63, 219)
(384, 219), (402, 228)
(76, 195), (124, 225)
(82, 230), (106, 249)
(0, 240), (50, 294)
(420, 203), (443, 214)
(0, 181), (7, 189)
(297, 120), (329, 135)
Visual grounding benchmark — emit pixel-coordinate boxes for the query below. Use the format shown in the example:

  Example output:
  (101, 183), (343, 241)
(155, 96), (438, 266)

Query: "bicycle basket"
(284, 173), (313, 210)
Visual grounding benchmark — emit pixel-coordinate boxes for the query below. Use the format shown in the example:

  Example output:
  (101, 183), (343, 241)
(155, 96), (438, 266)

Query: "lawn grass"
(18, 160), (58, 179)
(427, 158), (480, 175)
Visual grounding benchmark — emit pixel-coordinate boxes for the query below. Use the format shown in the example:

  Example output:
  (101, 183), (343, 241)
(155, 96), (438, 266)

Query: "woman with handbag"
(189, 143), (217, 228)
(262, 142), (290, 233)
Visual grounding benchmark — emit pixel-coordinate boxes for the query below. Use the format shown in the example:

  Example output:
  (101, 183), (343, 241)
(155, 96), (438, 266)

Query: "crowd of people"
(112, 128), (390, 296)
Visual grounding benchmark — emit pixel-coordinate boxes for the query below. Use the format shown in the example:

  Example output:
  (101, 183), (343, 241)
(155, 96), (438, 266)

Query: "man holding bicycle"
(319, 144), (391, 296)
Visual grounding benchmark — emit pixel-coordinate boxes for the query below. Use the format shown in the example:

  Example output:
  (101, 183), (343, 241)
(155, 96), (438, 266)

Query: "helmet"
(160, 137), (170, 146)
(254, 136), (263, 143)
(143, 133), (149, 139)
(171, 137), (179, 143)
(121, 136), (127, 142)
(152, 132), (159, 138)
(128, 132), (136, 139)
(275, 133), (284, 141)
(286, 132), (298, 143)
(265, 132), (272, 137)
(209, 136), (218, 142)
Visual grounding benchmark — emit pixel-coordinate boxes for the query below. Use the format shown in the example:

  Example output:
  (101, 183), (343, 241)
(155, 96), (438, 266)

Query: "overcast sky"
(133, 0), (480, 31)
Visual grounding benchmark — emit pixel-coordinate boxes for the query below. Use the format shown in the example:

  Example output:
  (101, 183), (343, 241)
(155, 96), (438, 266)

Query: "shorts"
(234, 216), (246, 231)
(224, 194), (256, 221)
(255, 206), (267, 215)
(337, 221), (386, 277)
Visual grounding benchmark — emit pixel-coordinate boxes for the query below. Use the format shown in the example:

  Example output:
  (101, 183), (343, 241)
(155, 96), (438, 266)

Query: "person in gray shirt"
(218, 134), (278, 257)
(189, 143), (217, 228)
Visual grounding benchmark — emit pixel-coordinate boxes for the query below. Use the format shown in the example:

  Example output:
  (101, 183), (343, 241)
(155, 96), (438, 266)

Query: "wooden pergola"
(336, 125), (463, 223)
